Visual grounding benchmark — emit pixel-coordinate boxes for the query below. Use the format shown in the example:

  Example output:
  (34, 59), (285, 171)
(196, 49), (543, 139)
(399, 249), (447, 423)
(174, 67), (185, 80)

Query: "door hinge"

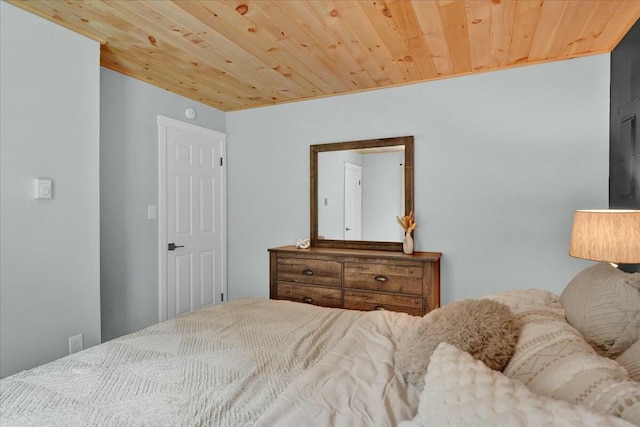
(220, 157), (223, 166)
(221, 292), (224, 302)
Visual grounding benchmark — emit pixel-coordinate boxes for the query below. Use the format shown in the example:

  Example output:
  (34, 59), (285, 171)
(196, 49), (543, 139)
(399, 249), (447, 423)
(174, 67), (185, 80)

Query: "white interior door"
(344, 162), (362, 240)
(158, 116), (226, 321)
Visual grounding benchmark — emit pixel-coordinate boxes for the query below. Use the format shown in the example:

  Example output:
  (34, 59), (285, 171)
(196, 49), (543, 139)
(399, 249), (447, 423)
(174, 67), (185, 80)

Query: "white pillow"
(504, 303), (640, 424)
(484, 288), (561, 313)
(617, 340), (640, 382)
(399, 343), (633, 427)
(561, 262), (640, 357)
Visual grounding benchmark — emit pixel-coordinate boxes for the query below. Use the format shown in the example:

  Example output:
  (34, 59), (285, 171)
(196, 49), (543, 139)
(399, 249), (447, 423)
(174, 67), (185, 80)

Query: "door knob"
(168, 243), (184, 251)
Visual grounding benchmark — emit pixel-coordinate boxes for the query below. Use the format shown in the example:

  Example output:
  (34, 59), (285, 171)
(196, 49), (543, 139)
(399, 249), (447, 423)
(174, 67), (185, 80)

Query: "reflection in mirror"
(311, 136), (414, 252)
(317, 146), (405, 242)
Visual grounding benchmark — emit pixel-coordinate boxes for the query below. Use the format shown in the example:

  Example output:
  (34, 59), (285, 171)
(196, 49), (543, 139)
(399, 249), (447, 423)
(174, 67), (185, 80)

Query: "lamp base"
(618, 263), (640, 273)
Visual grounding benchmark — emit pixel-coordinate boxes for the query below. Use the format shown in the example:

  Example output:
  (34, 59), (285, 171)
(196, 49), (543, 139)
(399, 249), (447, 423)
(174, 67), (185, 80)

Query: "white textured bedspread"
(254, 309), (420, 427)
(0, 298), (419, 426)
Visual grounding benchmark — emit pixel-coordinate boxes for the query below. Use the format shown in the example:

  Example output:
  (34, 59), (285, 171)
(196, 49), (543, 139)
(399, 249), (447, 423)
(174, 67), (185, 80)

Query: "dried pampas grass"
(397, 211), (417, 234)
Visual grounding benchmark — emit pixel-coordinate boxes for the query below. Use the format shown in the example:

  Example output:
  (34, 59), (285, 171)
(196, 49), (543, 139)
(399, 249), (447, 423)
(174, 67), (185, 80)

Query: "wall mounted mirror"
(311, 136), (414, 251)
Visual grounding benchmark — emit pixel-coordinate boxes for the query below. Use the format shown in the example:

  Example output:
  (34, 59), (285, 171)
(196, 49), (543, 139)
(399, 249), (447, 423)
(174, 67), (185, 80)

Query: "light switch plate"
(34, 178), (52, 199)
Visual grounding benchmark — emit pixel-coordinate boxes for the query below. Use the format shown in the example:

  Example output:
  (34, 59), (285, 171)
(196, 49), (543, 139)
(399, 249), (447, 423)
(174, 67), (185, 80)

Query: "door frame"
(157, 115), (227, 322)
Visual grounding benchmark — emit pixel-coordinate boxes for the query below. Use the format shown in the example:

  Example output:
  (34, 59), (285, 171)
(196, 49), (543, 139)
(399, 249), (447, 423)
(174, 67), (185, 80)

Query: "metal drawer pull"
(302, 297), (314, 304)
(302, 269), (314, 276)
(374, 275), (389, 282)
(374, 305), (388, 311)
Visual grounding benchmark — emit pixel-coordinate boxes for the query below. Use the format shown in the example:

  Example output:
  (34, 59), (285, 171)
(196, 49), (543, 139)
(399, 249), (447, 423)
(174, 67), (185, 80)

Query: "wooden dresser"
(269, 246), (441, 316)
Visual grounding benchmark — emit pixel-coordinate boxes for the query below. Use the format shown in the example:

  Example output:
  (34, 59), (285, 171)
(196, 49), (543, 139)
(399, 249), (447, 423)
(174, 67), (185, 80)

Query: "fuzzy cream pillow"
(395, 299), (521, 390)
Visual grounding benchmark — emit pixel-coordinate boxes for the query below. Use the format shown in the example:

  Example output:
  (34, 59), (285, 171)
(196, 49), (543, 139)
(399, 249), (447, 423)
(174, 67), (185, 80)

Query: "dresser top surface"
(269, 245), (441, 262)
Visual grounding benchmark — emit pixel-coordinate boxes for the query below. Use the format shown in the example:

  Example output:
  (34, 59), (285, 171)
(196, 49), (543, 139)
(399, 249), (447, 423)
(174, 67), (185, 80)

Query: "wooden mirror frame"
(311, 135), (414, 251)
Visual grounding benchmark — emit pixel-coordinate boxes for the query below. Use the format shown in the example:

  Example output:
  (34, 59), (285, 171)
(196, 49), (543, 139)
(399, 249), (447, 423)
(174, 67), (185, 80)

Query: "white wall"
(100, 68), (226, 341)
(0, 2), (101, 378)
(226, 55), (609, 303)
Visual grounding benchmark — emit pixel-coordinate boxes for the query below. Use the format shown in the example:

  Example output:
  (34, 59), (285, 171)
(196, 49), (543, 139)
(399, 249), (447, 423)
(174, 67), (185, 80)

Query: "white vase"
(403, 232), (414, 255)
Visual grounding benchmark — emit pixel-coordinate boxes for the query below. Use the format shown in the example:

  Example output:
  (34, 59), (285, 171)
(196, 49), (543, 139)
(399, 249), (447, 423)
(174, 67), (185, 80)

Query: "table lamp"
(569, 209), (640, 266)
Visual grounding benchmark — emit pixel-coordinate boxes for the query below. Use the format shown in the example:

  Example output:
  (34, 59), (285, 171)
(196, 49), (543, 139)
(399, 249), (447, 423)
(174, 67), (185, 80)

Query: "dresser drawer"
(344, 262), (423, 295)
(269, 246), (441, 315)
(277, 283), (342, 308)
(277, 257), (342, 287)
(344, 290), (422, 316)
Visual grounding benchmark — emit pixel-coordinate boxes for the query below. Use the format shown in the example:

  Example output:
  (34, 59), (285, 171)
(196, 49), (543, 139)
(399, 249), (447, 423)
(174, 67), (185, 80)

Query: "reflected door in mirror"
(344, 162), (362, 240)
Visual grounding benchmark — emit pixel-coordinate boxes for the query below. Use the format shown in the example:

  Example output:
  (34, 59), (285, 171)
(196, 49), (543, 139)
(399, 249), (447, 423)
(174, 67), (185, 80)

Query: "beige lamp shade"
(569, 210), (640, 263)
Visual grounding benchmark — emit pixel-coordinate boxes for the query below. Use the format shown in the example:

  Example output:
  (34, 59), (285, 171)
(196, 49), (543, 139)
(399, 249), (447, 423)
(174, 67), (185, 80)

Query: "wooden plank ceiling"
(10, 0), (640, 112)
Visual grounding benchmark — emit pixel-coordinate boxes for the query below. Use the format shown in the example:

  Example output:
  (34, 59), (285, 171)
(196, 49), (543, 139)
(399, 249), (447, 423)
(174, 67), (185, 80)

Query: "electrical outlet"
(69, 333), (84, 355)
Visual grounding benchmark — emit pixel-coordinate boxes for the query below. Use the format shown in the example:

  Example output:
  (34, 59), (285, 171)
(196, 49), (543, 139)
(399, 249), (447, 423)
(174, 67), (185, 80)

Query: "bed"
(1, 270), (639, 426)
(0, 298), (419, 426)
